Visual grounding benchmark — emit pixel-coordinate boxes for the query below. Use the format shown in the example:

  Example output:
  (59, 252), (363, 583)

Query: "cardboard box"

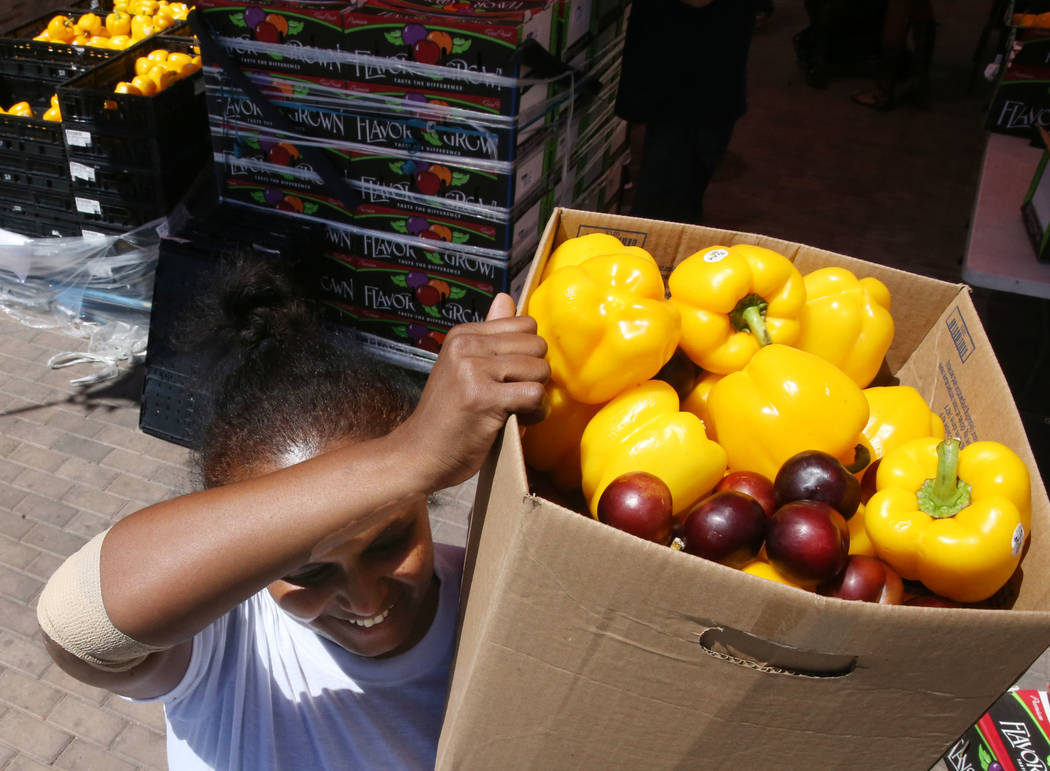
(436, 208), (1050, 770)
(195, 0), (348, 78)
(945, 688), (1050, 770)
(342, 1), (553, 113)
(209, 119), (549, 210)
(987, 62), (1050, 137)
(204, 65), (537, 161)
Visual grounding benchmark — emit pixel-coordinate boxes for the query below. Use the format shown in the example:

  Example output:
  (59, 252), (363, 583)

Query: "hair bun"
(215, 258), (315, 350)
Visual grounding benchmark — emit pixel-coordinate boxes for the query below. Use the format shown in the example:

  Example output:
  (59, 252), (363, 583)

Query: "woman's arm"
(41, 294), (548, 696)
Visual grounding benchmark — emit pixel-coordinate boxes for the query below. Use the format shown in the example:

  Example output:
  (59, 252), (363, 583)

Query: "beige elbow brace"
(37, 529), (165, 672)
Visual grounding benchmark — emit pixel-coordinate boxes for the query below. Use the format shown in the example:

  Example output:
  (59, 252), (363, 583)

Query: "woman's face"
(267, 496), (439, 659)
(247, 442), (439, 659)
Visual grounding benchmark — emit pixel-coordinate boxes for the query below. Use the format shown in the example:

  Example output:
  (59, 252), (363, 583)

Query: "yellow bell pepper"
(538, 232), (652, 283)
(522, 381), (601, 493)
(706, 343), (870, 481)
(681, 370), (723, 433)
(866, 437), (1032, 602)
(794, 267), (894, 388)
(847, 503), (876, 557)
(741, 558), (806, 589)
(580, 380), (727, 519)
(862, 385), (945, 460)
(528, 251), (681, 405)
(667, 243), (806, 375)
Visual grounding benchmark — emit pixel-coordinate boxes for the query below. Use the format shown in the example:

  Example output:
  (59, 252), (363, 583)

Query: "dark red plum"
(597, 472), (674, 545)
(679, 491), (767, 569)
(774, 450), (861, 519)
(715, 471), (777, 517)
(766, 501), (849, 587)
(818, 554), (903, 604)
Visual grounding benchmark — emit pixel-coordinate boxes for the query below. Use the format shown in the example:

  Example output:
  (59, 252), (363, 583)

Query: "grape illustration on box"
(231, 7), (304, 43)
(393, 215), (470, 243)
(392, 270), (466, 318)
(393, 321), (448, 353)
(385, 23), (471, 65)
(251, 187), (319, 215)
(236, 137), (303, 175)
(388, 158), (469, 196)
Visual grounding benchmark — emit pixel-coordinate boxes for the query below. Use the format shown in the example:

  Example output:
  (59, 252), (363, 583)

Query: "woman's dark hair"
(183, 255), (421, 488)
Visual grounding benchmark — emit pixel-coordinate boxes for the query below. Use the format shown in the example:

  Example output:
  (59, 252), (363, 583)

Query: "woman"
(36, 261), (548, 769)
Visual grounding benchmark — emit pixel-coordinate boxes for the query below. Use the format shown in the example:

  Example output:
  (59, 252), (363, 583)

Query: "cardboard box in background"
(944, 688), (1050, 771)
(437, 208), (1050, 770)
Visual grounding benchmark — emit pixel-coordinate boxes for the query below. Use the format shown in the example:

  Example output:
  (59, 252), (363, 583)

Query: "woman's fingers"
(486, 292), (516, 321)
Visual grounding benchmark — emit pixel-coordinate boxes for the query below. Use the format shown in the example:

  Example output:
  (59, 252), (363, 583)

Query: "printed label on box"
(65, 129), (93, 148)
(69, 162), (96, 183)
(74, 197), (102, 215)
(945, 307), (976, 363)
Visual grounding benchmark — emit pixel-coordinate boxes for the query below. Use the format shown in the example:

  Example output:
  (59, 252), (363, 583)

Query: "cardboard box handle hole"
(698, 626), (856, 679)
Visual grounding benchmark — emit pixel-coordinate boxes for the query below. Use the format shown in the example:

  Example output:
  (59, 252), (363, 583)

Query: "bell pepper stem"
(917, 438), (971, 519)
(739, 304), (772, 347)
(844, 444), (871, 474)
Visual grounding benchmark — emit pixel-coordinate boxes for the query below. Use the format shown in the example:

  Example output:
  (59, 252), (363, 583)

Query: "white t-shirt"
(139, 543), (464, 770)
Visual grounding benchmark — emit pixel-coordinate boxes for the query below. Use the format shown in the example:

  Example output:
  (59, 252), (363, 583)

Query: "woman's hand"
(396, 293), (550, 493)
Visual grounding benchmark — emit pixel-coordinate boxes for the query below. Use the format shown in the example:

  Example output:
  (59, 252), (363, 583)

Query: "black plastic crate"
(73, 188), (168, 229)
(1, 182), (74, 212)
(70, 140), (207, 210)
(0, 200), (81, 236)
(0, 154), (72, 194)
(63, 118), (204, 168)
(0, 74), (66, 147)
(0, 148), (67, 177)
(0, 74), (70, 198)
(57, 35), (204, 137)
(0, 6), (117, 83)
(140, 203), (327, 447)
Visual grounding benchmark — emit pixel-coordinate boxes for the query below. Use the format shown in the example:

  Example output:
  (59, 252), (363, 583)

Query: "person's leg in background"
(853, 0), (935, 109)
(799, 0), (834, 88)
(629, 116), (737, 226)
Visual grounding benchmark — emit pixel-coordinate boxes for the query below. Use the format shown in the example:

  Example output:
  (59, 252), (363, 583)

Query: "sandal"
(851, 88), (894, 111)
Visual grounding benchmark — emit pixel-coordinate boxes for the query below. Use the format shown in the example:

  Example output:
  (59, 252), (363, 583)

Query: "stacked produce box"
(0, 2), (210, 237)
(195, 0), (630, 369)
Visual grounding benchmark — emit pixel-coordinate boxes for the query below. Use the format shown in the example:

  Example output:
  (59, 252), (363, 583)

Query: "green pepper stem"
(844, 444), (871, 474)
(739, 304), (772, 346)
(917, 438), (972, 519)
